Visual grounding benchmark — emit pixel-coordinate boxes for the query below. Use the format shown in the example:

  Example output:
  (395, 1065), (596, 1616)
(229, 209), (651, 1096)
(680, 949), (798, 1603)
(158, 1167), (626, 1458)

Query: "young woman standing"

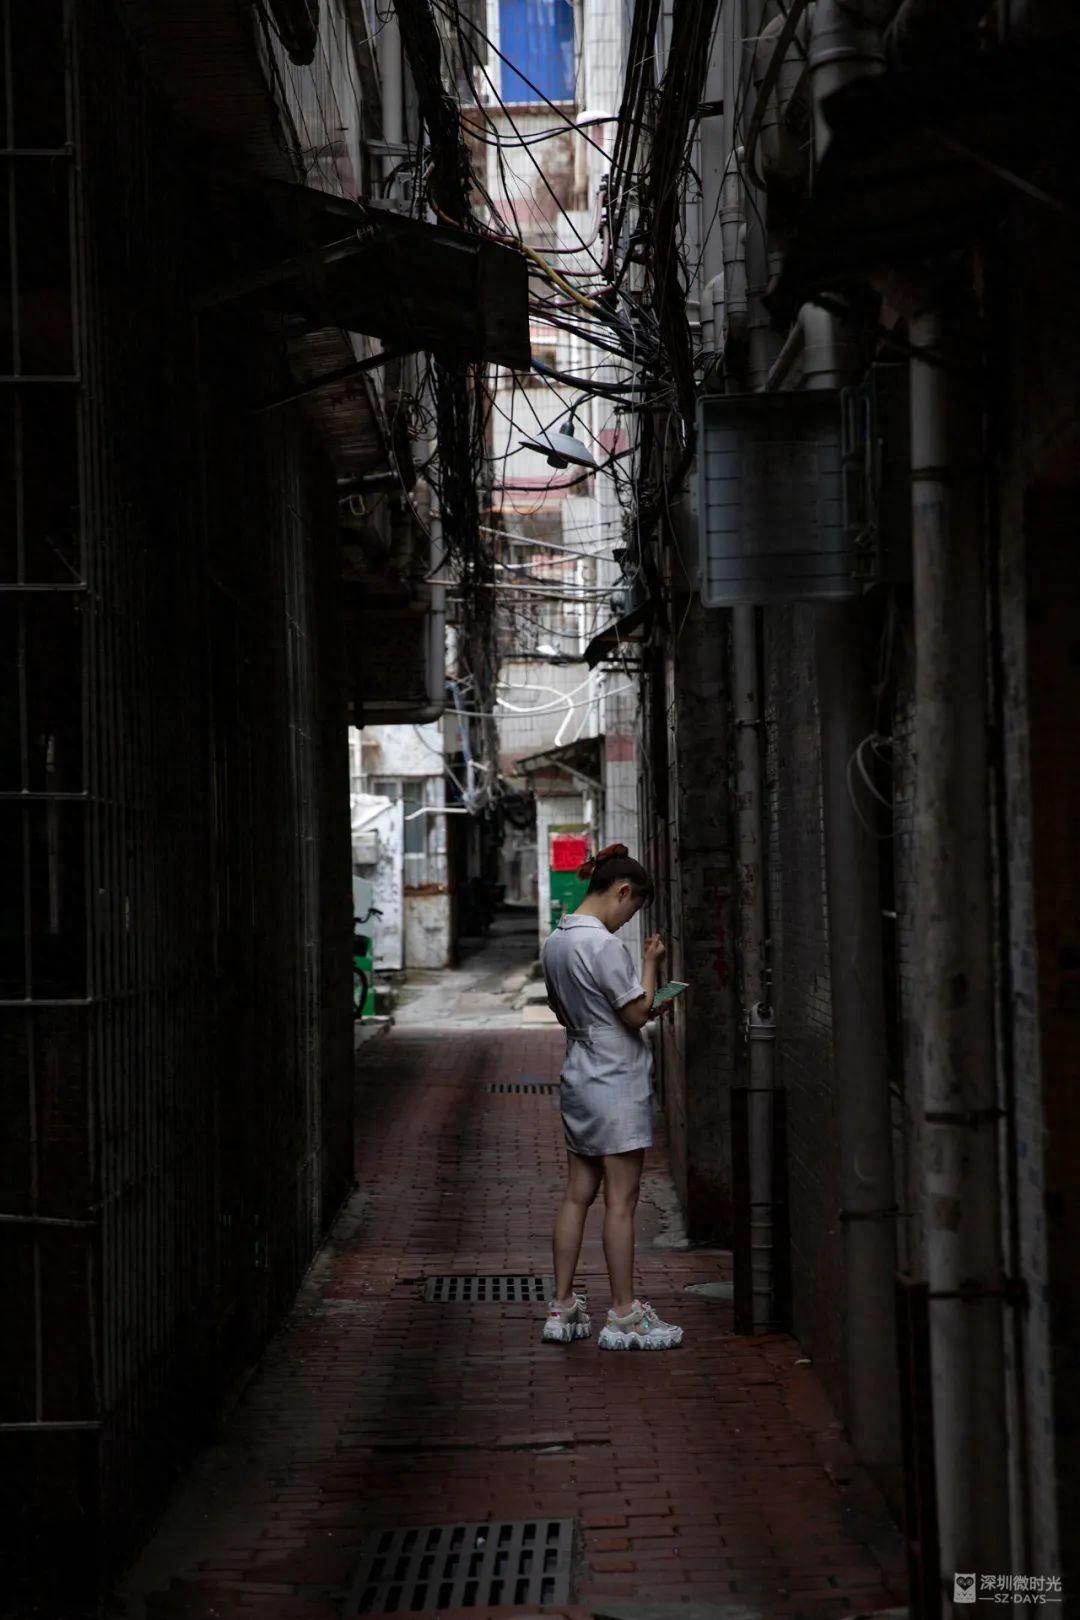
(539, 844), (683, 1351)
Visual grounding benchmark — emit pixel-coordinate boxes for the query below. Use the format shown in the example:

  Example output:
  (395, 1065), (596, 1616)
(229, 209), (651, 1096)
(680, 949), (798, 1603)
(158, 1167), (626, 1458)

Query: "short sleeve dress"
(540, 913), (654, 1156)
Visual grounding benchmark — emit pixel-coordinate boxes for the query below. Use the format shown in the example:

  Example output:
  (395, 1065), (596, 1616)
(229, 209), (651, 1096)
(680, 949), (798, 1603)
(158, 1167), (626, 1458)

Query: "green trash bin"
(353, 925), (375, 1018)
(352, 878), (380, 1019)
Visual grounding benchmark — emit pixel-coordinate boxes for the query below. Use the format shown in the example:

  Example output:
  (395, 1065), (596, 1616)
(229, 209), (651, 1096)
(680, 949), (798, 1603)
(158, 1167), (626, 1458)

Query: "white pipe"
(764, 312), (805, 392)
(910, 303), (1011, 1610)
(807, 0), (889, 160)
(719, 151), (748, 342)
(407, 489), (447, 723)
(379, 3), (404, 187)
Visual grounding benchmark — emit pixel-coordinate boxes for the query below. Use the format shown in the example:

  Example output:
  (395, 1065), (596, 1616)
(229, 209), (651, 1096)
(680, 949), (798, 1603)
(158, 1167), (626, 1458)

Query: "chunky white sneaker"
(541, 1292), (592, 1343)
(597, 1299), (683, 1350)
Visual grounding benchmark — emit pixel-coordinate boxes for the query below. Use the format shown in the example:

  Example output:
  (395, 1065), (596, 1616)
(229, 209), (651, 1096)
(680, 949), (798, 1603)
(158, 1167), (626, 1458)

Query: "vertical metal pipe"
(733, 602), (774, 1332)
(909, 303), (1011, 1605)
(379, 4), (404, 158)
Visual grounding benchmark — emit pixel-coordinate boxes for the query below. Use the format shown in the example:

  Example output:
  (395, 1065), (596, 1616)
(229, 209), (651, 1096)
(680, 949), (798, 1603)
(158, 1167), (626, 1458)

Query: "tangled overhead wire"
(386, 0), (724, 807)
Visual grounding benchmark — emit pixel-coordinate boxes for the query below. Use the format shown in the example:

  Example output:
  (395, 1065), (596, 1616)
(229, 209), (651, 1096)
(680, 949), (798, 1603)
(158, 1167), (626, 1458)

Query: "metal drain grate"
(485, 1081), (558, 1094)
(423, 1275), (550, 1303)
(344, 1519), (576, 1614)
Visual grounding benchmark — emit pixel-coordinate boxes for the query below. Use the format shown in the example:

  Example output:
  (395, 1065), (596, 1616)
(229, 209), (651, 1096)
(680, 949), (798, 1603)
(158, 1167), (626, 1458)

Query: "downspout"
(378, 1), (404, 187)
(449, 678), (477, 809)
(764, 312), (805, 392)
(418, 479), (447, 721)
(909, 297), (1011, 1607)
(718, 150), (748, 349)
(406, 457), (447, 724)
(807, 0), (890, 160)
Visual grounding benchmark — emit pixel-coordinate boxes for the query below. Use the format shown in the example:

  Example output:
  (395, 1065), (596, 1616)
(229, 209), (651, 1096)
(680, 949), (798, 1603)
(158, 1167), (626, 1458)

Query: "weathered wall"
(660, 603), (738, 1242)
(992, 203), (1080, 1584)
(763, 603), (846, 1411)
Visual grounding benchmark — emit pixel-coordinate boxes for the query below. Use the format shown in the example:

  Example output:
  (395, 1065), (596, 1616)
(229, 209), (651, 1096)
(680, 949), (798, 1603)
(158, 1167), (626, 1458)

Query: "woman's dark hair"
(577, 842), (654, 901)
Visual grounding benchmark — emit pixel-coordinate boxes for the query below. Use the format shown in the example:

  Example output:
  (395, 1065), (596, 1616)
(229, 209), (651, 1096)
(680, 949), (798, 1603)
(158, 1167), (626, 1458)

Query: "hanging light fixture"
(519, 405), (598, 471)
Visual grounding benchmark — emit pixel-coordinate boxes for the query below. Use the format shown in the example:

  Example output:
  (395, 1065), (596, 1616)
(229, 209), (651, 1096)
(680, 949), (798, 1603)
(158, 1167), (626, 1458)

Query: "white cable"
(454, 683), (634, 721)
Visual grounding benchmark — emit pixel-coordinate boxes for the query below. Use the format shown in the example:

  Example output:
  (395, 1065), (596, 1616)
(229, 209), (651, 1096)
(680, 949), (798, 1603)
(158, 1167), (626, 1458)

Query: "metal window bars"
(1, 0), (354, 1600)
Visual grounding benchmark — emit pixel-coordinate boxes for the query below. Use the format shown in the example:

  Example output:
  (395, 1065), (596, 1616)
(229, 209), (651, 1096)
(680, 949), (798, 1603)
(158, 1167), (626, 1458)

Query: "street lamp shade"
(518, 418), (599, 471)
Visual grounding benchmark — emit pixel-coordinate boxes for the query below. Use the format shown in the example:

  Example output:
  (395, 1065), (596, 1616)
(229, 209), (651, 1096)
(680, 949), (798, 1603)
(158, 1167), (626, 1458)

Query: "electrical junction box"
(697, 390), (854, 605)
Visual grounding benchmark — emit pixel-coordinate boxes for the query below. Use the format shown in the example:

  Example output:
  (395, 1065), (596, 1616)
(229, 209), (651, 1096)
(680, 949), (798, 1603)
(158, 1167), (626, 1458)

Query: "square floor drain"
(423, 1274), (550, 1303)
(485, 1081), (558, 1094)
(344, 1519), (576, 1613)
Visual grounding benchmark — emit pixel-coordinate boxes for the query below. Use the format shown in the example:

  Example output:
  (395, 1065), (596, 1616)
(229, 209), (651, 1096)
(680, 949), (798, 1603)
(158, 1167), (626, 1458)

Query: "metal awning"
(584, 598), (652, 669)
(201, 173), (531, 370)
(516, 737), (604, 795)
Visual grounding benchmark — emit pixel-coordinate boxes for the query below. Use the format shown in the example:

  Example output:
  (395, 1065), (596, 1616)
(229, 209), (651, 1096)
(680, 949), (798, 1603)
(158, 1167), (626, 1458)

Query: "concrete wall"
(762, 604), (845, 1402)
(350, 723), (452, 969)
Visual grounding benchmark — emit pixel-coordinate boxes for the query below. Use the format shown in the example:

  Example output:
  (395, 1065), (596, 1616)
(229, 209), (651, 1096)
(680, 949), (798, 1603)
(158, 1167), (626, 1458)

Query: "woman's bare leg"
(552, 1150), (603, 1303)
(602, 1149), (645, 1314)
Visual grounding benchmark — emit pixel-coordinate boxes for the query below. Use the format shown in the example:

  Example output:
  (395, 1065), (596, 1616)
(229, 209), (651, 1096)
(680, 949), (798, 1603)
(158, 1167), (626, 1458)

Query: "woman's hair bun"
(576, 842), (629, 881)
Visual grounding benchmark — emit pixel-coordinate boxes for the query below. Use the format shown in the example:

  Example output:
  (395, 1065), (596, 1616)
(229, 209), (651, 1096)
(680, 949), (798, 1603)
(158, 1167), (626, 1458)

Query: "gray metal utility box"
(697, 390), (853, 605)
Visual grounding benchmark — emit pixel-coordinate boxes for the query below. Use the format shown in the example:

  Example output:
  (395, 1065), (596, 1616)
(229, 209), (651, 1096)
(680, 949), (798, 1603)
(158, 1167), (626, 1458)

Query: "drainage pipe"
(379, 3), (404, 187)
(909, 301), (1011, 1606)
(807, 0), (890, 157)
(764, 313), (805, 392)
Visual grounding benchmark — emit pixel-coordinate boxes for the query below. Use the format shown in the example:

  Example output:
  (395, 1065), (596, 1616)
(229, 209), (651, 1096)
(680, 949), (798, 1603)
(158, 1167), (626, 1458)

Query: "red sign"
(550, 835), (588, 873)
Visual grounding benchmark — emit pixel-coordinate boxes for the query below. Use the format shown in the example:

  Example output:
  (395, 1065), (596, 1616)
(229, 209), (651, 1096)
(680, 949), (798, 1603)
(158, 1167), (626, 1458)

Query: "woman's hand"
(643, 933), (666, 965)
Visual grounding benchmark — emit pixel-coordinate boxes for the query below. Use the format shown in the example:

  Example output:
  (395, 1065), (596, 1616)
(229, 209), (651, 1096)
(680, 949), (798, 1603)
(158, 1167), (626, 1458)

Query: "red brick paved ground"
(120, 1025), (906, 1620)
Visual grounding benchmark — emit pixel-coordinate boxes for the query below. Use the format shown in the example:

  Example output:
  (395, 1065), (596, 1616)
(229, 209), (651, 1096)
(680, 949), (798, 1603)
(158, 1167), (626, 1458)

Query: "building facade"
(617, 1), (1078, 1608)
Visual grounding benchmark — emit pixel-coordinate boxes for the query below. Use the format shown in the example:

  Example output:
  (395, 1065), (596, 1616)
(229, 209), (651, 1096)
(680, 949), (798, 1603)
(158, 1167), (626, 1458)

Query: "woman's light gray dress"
(541, 914), (653, 1156)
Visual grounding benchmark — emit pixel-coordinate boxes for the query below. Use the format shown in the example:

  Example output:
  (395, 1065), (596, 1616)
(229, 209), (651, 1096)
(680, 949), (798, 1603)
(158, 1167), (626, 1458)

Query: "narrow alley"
(118, 915), (904, 1620)
(4, 3), (1077, 1616)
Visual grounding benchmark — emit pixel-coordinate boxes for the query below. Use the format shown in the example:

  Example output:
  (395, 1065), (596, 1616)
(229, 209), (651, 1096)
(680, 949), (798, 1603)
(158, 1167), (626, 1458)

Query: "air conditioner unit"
(698, 391), (854, 605)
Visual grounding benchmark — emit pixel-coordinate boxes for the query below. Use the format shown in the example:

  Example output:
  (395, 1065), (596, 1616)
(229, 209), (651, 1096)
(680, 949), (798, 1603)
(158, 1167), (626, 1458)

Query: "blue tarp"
(499, 0), (575, 104)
